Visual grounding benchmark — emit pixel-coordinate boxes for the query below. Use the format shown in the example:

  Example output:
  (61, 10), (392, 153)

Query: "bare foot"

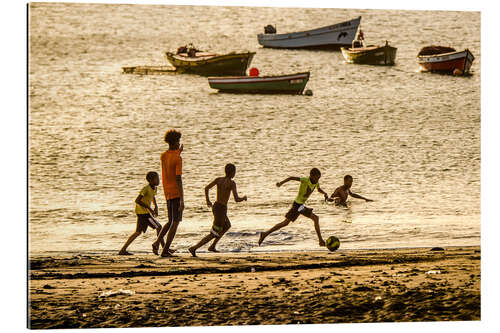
(188, 247), (197, 257)
(118, 250), (133, 255)
(319, 240), (326, 247)
(160, 251), (175, 258)
(258, 232), (265, 246)
(152, 243), (159, 255)
(207, 246), (219, 253)
(168, 249), (176, 254)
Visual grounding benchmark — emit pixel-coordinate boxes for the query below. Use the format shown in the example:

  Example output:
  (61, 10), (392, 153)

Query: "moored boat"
(208, 72), (310, 94)
(417, 46), (475, 74)
(122, 66), (176, 75)
(341, 40), (397, 65)
(257, 17), (361, 49)
(165, 47), (255, 76)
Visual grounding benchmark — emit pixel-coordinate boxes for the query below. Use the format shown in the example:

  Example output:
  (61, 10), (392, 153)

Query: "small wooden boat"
(341, 41), (397, 65)
(165, 50), (255, 76)
(417, 46), (475, 74)
(257, 17), (361, 49)
(122, 66), (176, 75)
(208, 72), (310, 94)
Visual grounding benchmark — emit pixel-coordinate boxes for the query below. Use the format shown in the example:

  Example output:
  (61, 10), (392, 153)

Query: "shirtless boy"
(328, 175), (373, 207)
(188, 163), (247, 257)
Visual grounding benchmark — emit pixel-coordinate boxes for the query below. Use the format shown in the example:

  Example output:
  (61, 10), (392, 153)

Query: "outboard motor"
(264, 25), (277, 34)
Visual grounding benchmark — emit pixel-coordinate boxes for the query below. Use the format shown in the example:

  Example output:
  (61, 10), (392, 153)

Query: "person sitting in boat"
(187, 47), (197, 57)
(176, 43), (200, 57)
(352, 29), (364, 48)
(177, 45), (188, 54)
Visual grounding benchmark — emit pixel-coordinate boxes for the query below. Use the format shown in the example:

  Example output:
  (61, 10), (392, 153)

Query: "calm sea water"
(28, 3), (480, 255)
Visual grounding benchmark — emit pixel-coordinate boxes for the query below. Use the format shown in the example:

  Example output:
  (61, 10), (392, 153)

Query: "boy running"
(188, 163), (247, 257)
(118, 171), (164, 255)
(328, 175), (373, 207)
(258, 168), (328, 247)
(152, 130), (184, 257)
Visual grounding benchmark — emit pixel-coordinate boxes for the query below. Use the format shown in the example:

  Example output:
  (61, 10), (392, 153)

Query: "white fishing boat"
(257, 16), (361, 49)
(208, 72), (310, 94)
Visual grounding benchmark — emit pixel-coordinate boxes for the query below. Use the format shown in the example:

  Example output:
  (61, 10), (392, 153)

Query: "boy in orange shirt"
(152, 130), (184, 257)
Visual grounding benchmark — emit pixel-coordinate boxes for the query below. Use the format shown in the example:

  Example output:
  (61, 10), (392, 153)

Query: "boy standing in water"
(152, 130), (184, 257)
(328, 175), (373, 207)
(258, 168), (329, 247)
(188, 163), (247, 257)
(119, 171), (164, 255)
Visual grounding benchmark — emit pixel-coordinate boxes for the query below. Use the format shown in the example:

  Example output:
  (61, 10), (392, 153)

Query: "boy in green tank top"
(258, 168), (329, 247)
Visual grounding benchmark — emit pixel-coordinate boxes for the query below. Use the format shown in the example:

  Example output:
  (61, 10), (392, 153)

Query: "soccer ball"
(326, 236), (340, 252)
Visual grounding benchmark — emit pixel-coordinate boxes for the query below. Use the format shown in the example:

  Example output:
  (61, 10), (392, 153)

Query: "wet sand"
(28, 246), (480, 328)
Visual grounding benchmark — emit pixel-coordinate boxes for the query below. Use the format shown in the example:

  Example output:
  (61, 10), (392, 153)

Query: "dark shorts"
(211, 202), (230, 237)
(167, 197), (183, 223)
(136, 214), (162, 234)
(285, 201), (313, 222)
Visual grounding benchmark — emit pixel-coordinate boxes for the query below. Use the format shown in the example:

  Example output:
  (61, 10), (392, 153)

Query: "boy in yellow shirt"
(258, 168), (328, 247)
(118, 171), (164, 255)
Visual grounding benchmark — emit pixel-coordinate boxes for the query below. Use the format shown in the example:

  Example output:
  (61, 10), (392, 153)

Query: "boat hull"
(208, 72), (310, 94)
(165, 52), (255, 76)
(257, 17), (361, 49)
(418, 49), (474, 74)
(341, 44), (397, 65)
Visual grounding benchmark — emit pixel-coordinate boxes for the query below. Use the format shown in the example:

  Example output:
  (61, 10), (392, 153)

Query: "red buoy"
(249, 67), (259, 77)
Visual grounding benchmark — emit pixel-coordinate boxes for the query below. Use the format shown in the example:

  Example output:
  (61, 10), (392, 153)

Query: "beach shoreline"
(28, 246), (480, 328)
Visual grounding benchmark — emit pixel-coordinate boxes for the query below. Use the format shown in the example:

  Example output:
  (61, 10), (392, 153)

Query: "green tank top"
(295, 177), (319, 204)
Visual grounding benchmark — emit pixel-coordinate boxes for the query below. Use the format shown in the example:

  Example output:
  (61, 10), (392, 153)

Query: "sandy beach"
(28, 246), (480, 328)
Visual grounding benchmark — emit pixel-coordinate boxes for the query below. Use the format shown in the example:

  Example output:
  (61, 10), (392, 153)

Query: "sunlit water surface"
(29, 3), (480, 255)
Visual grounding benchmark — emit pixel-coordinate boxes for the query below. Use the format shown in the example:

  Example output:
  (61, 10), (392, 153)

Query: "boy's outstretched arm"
(204, 178), (218, 207)
(317, 186), (329, 201)
(327, 188), (340, 202)
(135, 194), (154, 215)
(276, 176), (300, 187)
(350, 191), (373, 202)
(232, 181), (248, 203)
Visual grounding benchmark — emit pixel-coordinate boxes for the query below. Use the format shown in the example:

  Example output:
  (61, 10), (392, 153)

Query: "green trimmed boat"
(165, 50), (255, 76)
(341, 41), (397, 65)
(208, 72), (310, 94)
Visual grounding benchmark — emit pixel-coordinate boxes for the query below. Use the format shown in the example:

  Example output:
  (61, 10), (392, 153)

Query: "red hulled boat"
(417, 46), (475, 74)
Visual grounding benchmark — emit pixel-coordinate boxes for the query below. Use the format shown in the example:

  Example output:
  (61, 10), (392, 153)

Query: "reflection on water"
(29, 3), (480, 254)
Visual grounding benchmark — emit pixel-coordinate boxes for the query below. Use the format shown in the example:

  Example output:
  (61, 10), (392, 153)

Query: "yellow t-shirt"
(135, 184), (157, 214)
(295, 177), (319, 204)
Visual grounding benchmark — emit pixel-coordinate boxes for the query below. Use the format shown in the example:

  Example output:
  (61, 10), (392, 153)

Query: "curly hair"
(146, 171), (159, 182)
(164, 129), (182, 146)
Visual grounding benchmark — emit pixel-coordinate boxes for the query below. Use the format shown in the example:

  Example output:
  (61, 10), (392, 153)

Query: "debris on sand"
(99, 289), (135, 298)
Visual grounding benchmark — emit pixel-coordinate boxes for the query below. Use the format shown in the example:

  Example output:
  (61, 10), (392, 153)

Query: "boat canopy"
(418, 45), (456, 56)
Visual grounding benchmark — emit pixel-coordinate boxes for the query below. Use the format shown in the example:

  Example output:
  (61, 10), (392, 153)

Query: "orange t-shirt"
(161, 150), (182, 200)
